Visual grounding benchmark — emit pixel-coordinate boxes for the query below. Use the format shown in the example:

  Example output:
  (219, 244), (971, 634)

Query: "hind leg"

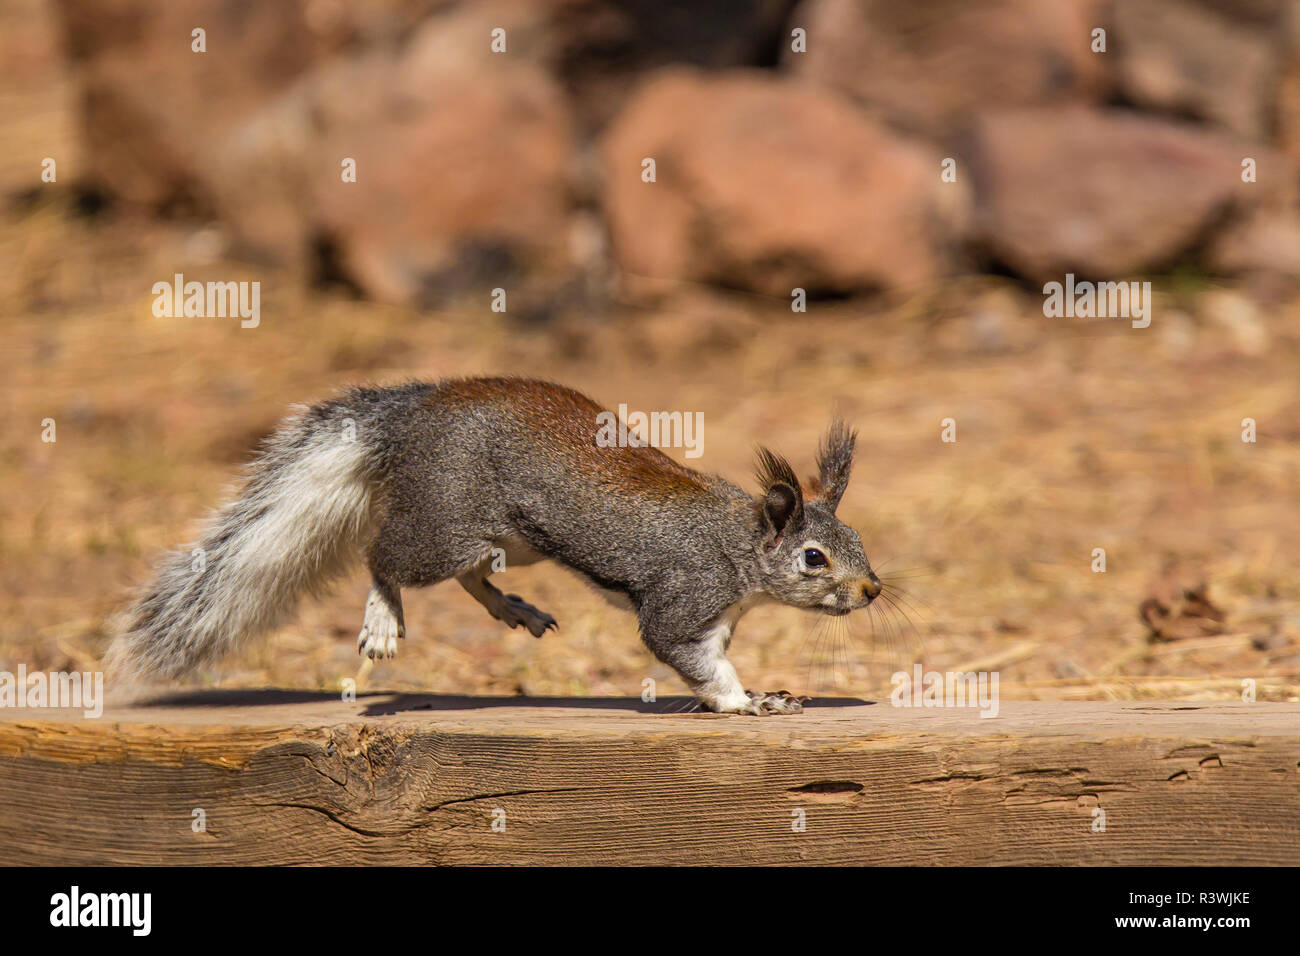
(361, 505), (488, 659)
(365, 502), (555, 645)
(358, 574), (405, 659)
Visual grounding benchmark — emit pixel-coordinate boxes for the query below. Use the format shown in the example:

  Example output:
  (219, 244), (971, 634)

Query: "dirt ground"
(4, 187), (1300, 706)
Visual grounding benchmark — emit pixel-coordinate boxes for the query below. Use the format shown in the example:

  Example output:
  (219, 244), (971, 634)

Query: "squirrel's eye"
(803, 548), (828, 568)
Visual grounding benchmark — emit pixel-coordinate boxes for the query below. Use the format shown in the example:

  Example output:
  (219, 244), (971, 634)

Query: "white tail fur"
(109, 409), (377, 679)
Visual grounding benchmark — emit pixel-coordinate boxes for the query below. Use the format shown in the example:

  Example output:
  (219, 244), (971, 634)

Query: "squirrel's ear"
(755, 447), (804, 542)
(815, 418), (857, 513)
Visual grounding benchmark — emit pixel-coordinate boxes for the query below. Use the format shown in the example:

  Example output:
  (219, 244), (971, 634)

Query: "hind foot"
(457, 572), (558, 638)
(497, 593), (557, 638)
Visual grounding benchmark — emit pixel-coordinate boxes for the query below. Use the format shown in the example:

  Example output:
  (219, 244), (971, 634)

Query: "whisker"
(822, 619), (841, 693)
(870, 553), (934, 575)
(879, 584), (937, 622)
(667, 694), (699, 715)
(875, 570), (934, 583)
(799, 612), (865, 697)
(875, 592), (927, 659)
(800, 615), (832, 695)
(816, 618), (838, 693)
(852, 601), (894, 664)
(871, 561), (932, 578)
(851, 595), (918, 669)
(880, 600), (908, 660)
(823, 616), (845, 691)
(834, 614), (862, 689)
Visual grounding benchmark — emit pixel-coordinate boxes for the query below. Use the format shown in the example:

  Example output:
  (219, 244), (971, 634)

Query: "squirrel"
(110, 377), (882, 715)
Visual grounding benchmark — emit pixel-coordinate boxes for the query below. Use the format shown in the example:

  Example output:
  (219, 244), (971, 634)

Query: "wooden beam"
(1, 694), (1297, 865)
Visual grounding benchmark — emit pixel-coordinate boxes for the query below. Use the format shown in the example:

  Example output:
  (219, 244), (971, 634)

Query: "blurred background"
(3, 0), (1300, 703)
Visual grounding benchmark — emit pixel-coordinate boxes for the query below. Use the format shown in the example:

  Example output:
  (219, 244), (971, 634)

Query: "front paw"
(701, 690), (809, 715)
(746, 689), (808, 715)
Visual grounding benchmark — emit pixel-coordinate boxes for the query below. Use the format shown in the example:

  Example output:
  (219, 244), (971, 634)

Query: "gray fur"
(113, 378), (881, 714)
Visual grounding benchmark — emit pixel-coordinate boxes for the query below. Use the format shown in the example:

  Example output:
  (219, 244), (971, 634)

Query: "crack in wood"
(423, 788), (589, 813)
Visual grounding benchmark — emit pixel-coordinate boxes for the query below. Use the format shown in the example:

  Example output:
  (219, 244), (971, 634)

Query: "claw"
(497, 593), (558, 638)
(741, 689), (808, 715)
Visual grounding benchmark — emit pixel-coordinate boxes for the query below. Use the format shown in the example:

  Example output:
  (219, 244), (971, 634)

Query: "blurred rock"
(51, 0), (1300, 302)
(1111, 0), (1285, 141)
(1277, 0), (1300, 164)
(0, 0), (81, 197)
(52, 0), (800, 301)
(370, 0), (799, 133)
(966, 106), (1300, 280)
(52, 0), (360, 208)
(1205, 205), (1300, 279)
(784, 0), (1102, 139)
(211, 18), (576, 304)
(547, 0), (799, 132)
(54, 0), (797, 212)
(600, 68), (966, 296)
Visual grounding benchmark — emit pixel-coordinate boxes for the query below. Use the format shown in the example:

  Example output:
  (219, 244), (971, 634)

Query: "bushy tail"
(109, 401), (383, 680)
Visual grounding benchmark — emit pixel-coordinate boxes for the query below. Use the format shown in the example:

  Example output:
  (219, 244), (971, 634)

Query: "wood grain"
(1, 693), (1297, 864)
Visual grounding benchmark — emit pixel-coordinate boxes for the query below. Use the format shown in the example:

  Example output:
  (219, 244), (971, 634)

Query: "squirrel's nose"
(861, 573), (882, 601)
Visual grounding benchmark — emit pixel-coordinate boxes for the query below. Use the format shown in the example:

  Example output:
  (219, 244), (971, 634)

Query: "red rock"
(600, 68), (965, 296)
(784, 0), (1102, 138)
(211, 19), (576, 304)
(52, 0), (350, 207)
(1111, 0), (1283, 141)
(966, 106), (1300, 280)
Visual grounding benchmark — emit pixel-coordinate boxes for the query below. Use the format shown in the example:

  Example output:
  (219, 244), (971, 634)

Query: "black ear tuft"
(816, 418), (857, 512)
(755, 446), (803, 540)
(755, 446), (799, 491)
